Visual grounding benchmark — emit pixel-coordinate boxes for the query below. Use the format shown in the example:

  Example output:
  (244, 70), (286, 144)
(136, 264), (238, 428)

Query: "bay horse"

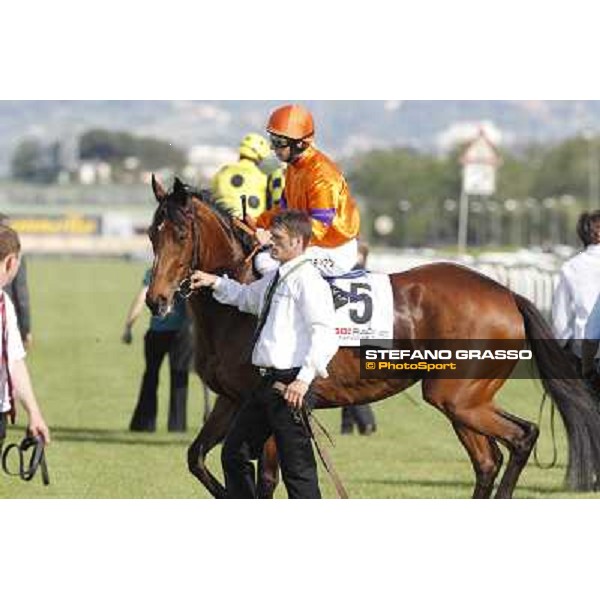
(145, 176), (600, 499)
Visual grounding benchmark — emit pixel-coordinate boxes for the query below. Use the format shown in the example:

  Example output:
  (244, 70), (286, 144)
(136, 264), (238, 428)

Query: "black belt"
(1, 435), (50, 485)
(258, 367), (300, 379)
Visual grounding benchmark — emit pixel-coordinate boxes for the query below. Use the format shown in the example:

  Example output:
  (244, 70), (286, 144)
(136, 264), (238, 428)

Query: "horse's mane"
(150, 180), (255, 254)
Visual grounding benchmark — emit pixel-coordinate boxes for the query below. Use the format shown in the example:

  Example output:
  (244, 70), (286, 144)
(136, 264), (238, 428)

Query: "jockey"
(252, 104), (360, 277)
(212, 133), (284, 219)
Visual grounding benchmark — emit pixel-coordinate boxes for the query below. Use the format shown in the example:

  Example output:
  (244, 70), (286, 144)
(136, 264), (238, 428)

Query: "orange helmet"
(266, 104), (314, 140)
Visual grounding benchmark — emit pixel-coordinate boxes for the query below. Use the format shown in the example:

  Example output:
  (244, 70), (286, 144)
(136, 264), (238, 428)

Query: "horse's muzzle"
(146, 292), (171, 317)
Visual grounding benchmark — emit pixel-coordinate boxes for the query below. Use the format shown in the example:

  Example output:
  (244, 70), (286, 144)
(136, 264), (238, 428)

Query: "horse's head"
(146, 174), (256, 316)
(145, 175), (203, 316)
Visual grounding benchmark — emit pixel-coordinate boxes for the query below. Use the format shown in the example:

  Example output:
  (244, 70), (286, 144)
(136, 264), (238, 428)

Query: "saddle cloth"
(328, 271), (394, 347)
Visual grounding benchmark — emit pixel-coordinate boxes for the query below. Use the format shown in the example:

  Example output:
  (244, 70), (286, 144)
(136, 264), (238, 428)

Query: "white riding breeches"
(254, 238), (358, 277)
(304, 238), (358, 276)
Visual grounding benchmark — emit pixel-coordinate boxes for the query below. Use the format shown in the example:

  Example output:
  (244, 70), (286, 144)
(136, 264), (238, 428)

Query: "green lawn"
(0, 257), (595, 499)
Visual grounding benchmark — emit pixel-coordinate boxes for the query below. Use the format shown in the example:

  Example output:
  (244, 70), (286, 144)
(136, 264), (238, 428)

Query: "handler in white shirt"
(552, 211), (600, 361)
(190, 210), (338, 499)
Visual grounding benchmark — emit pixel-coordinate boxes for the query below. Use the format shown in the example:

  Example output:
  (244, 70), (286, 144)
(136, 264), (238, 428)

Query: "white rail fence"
(369, 249), (562, 316)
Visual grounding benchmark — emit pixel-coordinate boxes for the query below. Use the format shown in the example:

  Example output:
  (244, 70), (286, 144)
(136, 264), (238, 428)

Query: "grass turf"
(1, 257), (594, 499)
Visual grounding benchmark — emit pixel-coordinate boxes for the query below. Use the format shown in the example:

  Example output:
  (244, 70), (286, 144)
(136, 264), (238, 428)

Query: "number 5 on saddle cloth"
(324, 270), (394, 346)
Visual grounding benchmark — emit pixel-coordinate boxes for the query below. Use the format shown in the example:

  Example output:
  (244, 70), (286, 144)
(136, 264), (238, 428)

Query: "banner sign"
(9, 214), (102, 235)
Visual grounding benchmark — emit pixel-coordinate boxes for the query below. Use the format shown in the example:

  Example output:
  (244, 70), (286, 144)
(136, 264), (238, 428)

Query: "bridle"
(176, 213), (201, 299)
(172, 200), (262, 300)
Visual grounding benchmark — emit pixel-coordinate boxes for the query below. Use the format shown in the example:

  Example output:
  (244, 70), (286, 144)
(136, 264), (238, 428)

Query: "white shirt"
(212, 254), (339, 384)
(0, 291), (26, 413)
(552, 244), (600, 356)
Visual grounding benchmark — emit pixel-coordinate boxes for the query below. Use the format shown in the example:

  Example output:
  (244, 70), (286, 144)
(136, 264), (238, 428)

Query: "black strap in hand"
(2, 434), (50, 485)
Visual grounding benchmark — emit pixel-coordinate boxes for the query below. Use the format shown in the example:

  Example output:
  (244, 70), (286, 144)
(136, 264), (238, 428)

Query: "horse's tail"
(514, 293), (600, 491)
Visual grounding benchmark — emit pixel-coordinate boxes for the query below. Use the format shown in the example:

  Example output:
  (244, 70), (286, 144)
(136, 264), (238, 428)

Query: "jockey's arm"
(306, 177), (339, 243)
(256, 176), (340, 243)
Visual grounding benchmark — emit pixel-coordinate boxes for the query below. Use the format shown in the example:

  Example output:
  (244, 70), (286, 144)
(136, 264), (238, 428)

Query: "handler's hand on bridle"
(190, 271), (218, 290)
(255, 228), (272, 247)
(283, 379), (309, 410)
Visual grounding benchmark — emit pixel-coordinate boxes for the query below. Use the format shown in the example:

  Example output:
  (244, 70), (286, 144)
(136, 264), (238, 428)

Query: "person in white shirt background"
(0, 224), (50, 455)
(190, 210), (338, 499)
(552, 210), (600, 376)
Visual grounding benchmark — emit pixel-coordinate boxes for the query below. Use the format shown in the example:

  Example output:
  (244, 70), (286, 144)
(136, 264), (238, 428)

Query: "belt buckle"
(259, 367), (268, 377)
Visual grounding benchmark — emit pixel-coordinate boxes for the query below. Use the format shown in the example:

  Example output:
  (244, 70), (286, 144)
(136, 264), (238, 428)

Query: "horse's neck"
(190, 282), (255, 362)
(195, 202), (253, 282)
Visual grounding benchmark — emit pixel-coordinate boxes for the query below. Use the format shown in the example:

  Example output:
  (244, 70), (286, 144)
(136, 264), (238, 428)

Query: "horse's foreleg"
(187, 394), (238, 499)
(257, 436), (279, 499)
(452, 423), (503, 499)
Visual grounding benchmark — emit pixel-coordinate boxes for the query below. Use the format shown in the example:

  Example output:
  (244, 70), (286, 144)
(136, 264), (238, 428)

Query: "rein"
(272, 380), (349, 499)
(533, 392), (557, 469)
(232, 217), (263, 266)
(175, 207), (261, 299)
(307, 413), (349, 499)
(2, 435), (50, 485)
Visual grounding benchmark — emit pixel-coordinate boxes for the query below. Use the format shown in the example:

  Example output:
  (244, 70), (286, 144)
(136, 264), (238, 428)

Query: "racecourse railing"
(369, 250), (562, 318)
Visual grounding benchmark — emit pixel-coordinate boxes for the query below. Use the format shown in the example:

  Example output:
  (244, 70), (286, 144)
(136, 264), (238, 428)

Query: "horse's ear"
(152, 174), (167, 202)
(173, 176), (185, 196)
(172, 176), (189, 206)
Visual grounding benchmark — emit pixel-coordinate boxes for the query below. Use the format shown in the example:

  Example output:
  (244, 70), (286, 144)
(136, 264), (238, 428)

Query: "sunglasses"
(269, 134), (292, 149)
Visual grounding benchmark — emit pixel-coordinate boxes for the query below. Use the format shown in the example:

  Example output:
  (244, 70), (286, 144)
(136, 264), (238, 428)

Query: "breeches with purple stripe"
(304, 237), (358, 276)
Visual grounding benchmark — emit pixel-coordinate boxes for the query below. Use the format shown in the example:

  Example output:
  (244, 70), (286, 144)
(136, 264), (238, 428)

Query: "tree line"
(9, 127), (599, 248)
(347, 137), (598, 204)
(346, 136), (600, 248)
(11, 129), (186, 184)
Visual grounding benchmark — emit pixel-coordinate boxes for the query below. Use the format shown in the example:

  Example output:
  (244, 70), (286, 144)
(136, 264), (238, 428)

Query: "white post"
(457, 188), (469, 254)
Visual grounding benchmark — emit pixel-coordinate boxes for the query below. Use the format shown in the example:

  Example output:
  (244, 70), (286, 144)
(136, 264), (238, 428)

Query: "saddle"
(325, 270), (394, 346)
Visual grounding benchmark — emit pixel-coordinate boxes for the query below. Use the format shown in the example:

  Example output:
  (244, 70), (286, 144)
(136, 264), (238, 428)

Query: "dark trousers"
(130, 327), (193, 432)
(221, 369), (321, 499)
(341, 404), (376, 433)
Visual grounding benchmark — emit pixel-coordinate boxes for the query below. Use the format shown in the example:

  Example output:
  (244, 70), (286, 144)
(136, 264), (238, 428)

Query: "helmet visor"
(269, 133), (293, 149)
